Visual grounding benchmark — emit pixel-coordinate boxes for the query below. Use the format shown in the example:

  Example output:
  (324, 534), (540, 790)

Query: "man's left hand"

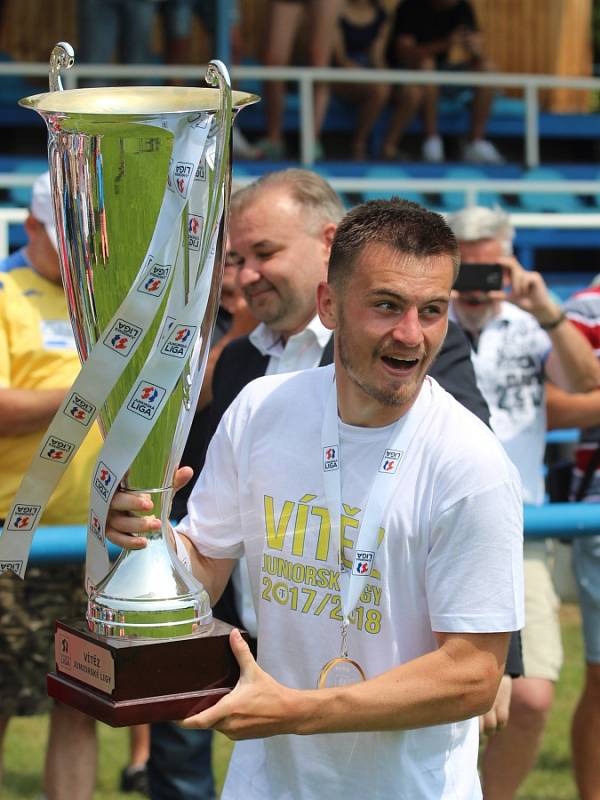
(499, 256), (561, 326)
(180, 629), (300, 740)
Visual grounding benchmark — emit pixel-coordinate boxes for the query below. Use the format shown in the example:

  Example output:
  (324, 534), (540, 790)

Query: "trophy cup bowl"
(19, 44), (258, 725)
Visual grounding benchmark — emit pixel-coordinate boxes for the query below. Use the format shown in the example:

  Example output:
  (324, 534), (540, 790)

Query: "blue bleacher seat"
(519, 167), (586, 213)
(362, 166), (425, 205)
(439, 166), (503, 211)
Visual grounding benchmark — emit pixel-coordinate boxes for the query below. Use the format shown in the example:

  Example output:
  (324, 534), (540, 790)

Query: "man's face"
(451, 238), (504, 333)
(227, 187), (333, 337)
(322, 243), (453, 424)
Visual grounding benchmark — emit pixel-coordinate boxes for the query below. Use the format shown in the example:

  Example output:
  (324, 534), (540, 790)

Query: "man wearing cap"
(0, 173), (101, 799)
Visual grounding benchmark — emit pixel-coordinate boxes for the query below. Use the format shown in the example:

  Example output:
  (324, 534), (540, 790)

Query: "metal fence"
(2, 60), (600, 167)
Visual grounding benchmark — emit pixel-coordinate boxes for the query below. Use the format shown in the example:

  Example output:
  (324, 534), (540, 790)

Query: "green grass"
(2, 606), (583, 799)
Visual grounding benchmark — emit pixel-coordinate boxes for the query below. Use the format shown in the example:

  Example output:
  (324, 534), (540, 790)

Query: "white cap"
(30, 172), (58, 251)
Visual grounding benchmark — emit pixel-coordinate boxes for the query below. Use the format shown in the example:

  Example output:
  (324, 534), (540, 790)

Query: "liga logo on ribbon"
(194, 159), (207, 181)
(103, 319), (143, 357)
(137, 263), (171, 297)
(188, 215), (203, 251)
(6, 504), (42, 532)
(171, 161), (194, 197)
(93, 462), (117, 502)
(0, 560), (24, 576)
(352, 550), (374, 576)
(161, 324), (197, 358)
(64, 392), (96, 427)
(127, 381), (167, 420)
(89, 509), (105, 545)
(323, 445), (339, 471)
(40, 435), (75, 465)
(378, 449), (403, 474)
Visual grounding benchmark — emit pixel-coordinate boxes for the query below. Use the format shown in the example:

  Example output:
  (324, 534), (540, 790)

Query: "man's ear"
(317, 281), (337, 331)
(322, 222), (337, 250)
(24, 214), (41, 240)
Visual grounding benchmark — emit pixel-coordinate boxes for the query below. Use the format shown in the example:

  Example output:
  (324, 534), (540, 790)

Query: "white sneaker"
(422, 135), (445, 163)
(463, 138), (505, 164)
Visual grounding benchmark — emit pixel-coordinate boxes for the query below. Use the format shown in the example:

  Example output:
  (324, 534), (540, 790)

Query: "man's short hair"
(328, 198), (460, 288)
(446, 206), (514, 256)
(230, 168), (345, 233)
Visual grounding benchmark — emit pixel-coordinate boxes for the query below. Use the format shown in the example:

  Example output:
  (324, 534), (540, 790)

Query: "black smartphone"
(453, 263), (503, 292)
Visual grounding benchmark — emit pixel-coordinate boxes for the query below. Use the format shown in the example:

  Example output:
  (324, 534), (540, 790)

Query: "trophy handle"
(49, 42), (75, 92)
(204, 60), (233, 249)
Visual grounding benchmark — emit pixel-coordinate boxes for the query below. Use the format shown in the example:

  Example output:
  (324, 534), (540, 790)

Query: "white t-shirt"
(178, 365), (524, 800)
(457, 302), (551, 506)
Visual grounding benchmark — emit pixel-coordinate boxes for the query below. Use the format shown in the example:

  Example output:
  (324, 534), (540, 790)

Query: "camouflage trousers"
(0, 564), (87, 717)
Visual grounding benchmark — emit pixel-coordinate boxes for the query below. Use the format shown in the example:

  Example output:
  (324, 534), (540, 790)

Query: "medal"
(318, 657), (366, 689)
(317, 620), (366, 688)
(317, 375), (431, 688)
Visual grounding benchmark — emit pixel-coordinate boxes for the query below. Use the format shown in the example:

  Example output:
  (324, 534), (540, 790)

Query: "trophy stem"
(87, 485), (212, 639)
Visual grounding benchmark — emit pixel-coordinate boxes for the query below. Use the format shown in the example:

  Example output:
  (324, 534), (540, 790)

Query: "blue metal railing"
(25, 505), (600, 565)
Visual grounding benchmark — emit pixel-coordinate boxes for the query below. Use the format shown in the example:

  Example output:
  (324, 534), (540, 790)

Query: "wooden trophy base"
(47, 617), (243, 727)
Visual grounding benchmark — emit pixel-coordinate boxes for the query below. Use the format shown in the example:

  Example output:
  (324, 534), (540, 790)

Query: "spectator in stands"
(160, 0), (261, 160)
(77, 0), (161, 87)
(545, 283), (600, 800)
(382, 0), (503, 164)
(257, 0), (344, 160)
(0, 173), (101, 799)
(447, 206), (600, 800)
(331, 0), (391, 160)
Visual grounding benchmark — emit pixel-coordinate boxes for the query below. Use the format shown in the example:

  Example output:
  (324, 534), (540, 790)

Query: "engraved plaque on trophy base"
(47, 618), (244, 727)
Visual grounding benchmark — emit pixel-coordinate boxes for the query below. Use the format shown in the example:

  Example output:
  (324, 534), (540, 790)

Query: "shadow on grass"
(3, 769), (41, 798)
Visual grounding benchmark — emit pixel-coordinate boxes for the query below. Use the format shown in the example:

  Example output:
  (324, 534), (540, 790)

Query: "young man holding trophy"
(107, 197), (524, 800)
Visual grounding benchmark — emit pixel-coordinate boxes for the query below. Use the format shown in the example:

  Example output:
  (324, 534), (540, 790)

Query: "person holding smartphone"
(447, 206), (600, 800)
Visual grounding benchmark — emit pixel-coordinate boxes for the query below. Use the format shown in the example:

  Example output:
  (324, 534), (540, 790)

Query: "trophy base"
(48, 617), (243, 727)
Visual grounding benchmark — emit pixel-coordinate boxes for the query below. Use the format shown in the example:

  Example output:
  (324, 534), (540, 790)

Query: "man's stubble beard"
(337, 311), (428, 409)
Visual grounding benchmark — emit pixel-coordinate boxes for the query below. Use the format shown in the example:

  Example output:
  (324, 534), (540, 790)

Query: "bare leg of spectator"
(572, 663), (600, 800)
(263, 1), (305, 157)
(421, 57), (443, 162)
(44, 702), (97, 800)
(310, 0), (345, 153)
(468, 58), (494, 141)
(480, 677), (554, 800)
(335, 82), (390, 160)
(0, 716), (9, 783)
(381, 85), (423, 159)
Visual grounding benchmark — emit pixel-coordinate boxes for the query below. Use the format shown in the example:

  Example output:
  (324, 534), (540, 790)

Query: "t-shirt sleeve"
(175, 403), (245, 560)
(426, 480), (524, 633)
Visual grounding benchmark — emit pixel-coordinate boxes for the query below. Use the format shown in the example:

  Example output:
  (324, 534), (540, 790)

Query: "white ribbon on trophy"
(0, 117), (211, 579)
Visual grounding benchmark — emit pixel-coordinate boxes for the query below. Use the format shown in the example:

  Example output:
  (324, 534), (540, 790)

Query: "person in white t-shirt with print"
(107, 198), (524, 800)
(447, 205), (600, 800)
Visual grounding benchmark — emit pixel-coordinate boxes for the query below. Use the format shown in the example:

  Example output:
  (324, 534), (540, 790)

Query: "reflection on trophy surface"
(12, 42), (258, 725)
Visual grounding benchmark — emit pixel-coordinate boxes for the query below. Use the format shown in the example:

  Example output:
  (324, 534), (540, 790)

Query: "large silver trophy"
(18, 43), (258, 725)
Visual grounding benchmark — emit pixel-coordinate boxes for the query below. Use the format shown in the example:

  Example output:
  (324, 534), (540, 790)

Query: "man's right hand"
(106, 466), (193, 550)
